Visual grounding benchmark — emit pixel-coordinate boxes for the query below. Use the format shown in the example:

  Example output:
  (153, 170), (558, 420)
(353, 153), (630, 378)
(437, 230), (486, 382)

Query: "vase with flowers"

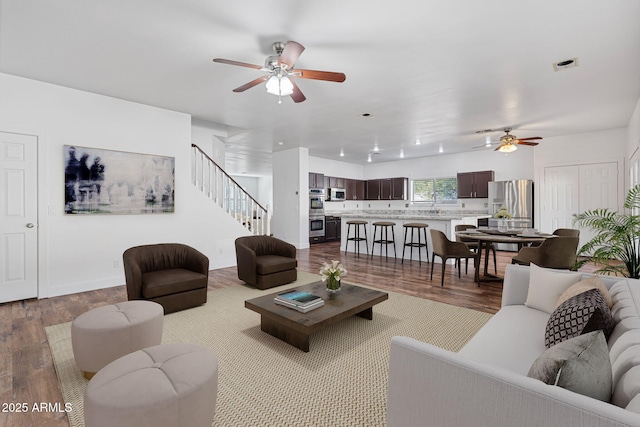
(319, 260), (347, 293)
(494, 207), (512, 232)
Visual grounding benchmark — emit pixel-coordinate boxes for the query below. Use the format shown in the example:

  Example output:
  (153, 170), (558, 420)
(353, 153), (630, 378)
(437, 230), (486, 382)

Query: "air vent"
(553, 58), (578, 72)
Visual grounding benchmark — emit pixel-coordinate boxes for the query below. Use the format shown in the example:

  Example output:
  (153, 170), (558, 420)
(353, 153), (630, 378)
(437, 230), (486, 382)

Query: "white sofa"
(387, 264), (640, 427)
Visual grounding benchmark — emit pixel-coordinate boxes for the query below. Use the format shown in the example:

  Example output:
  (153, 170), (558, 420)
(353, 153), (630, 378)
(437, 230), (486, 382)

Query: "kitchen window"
(411, 177), (458, 204)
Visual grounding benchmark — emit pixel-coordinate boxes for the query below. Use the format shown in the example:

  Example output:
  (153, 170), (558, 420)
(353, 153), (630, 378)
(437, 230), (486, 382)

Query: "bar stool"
(371, 221), (397, 260)
(345, 220), (369, 257)
(402, 223), (429, 265)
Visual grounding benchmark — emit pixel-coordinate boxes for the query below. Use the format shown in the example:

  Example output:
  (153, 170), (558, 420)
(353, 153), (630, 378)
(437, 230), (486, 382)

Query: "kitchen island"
(336, 210), (490, 262)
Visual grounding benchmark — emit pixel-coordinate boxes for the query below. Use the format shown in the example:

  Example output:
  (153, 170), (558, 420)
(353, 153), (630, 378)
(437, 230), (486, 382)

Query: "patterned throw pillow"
(545, 288), (615, 348)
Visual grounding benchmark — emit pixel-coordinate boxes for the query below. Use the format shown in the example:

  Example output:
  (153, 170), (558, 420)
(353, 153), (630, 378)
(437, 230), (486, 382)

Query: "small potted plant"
(494, 207), (512, 232)
(319, 260), (347, 293)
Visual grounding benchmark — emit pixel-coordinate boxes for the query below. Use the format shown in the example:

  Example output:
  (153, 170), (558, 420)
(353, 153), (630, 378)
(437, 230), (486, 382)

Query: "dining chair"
(430, 229), (477, 287)
(529, 228), (580, 246)
(455, 224), (497, 273)
(511, 236), (580, 270)
(552, 228), (580, 237)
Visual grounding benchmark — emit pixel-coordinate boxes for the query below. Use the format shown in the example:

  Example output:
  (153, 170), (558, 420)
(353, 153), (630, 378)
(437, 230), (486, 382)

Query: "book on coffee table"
(275, 290), (323, 307)
(274, 297), (325, 313)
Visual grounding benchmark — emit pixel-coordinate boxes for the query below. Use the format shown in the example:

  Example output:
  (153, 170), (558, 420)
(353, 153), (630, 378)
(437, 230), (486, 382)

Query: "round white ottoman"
(71, 300), (163, 379)
(84, 343), (219, 427)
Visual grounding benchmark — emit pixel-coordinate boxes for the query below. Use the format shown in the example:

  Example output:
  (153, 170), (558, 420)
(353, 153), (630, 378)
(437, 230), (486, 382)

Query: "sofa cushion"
(528, 330), (612, 402)
(555, 276), (613, 310)
(142, 268), (207, 299)
(525, 264), (582, 314)
(460, 305), (549, 375)
(545, 288), (615, 348)
(255, 255), (297, 275)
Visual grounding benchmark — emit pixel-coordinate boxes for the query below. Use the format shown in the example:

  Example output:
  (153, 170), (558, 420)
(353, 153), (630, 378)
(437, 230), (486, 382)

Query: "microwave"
(329, 188), (346, 201)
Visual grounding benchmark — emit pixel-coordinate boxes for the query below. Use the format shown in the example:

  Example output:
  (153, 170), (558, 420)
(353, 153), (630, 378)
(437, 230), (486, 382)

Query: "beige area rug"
(46, 271), (492, 427)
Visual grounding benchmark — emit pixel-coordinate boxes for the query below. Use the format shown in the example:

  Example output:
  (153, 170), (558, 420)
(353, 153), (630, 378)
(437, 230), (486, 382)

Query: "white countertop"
(326, 210), (490, 221)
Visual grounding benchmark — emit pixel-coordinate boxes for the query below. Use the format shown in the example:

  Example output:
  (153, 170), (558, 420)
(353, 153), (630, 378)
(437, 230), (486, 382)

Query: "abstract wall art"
(64, 145), (175, 215)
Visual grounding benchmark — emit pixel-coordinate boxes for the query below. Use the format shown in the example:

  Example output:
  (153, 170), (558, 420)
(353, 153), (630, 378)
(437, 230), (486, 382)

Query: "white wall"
(627, 98), (640, 160)
(308, 156), (364, 179)
(273, 147), (309, 248)
(362, 149), (534, 182)
(191, 118), (226, 166)
(0, 73), (250, 298)
(532, 127), (627, 228)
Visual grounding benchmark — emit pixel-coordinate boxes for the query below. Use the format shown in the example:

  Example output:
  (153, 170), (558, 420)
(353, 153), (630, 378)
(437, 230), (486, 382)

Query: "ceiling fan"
(473, 128), (542, 153)
(213, 41), (346, 104)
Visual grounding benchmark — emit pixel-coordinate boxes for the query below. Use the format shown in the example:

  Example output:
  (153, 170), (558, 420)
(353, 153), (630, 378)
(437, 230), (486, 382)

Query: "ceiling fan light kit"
(497, 143), (517, 153)
(213, 40), (346, 104)
(472, 127), (542, 153)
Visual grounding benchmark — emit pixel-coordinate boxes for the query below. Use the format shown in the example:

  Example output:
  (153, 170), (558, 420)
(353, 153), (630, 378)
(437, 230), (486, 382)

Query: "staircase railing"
(191, 144), (270, 236)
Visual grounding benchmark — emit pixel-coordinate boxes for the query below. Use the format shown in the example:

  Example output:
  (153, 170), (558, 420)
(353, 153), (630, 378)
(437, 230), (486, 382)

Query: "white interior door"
(0, 132), (38, 303)
(579, 162), (619, 246)
(542, 165), (580, 232)
(542, 162), (619, 249)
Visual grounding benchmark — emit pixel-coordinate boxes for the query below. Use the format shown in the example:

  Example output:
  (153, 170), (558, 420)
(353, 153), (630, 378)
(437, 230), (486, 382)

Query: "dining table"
(455, 229), (553, 284)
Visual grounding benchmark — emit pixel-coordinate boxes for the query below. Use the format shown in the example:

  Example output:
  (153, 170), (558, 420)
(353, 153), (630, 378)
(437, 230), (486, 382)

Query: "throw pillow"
(555, 275), (613, 310)
(528, 330), (612, 402)
(525, 264), (582, 314)
(545, 288), (615, 348)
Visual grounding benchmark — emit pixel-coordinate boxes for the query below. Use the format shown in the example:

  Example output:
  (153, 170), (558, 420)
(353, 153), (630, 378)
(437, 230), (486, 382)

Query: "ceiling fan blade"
(278, 41), (305, 69)
(290, 80), (306, 103)
(517, 141), (539, 146)
(473, 142), (499, 149)
(518, 136), (543, 141)
(294, 69), (346, 83)
(213, 58), (262, 70)
(494, 144), (507, 151)
(232, 76), (268, 93)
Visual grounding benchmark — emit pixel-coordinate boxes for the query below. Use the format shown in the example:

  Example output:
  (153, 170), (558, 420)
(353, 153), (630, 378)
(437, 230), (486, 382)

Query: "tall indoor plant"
(573, 184), (640, 278)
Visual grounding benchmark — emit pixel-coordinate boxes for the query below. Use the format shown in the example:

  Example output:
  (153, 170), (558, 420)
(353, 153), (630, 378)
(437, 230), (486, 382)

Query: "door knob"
(26, 223), (34, 228)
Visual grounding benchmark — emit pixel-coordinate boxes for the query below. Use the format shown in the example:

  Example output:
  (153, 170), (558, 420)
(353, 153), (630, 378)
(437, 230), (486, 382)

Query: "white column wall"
(273, 147), (309, 248)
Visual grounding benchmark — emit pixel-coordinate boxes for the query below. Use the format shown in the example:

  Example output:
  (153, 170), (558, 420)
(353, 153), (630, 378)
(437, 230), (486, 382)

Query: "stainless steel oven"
(309, 215), (326, 237)
(309, 188), (325, 215)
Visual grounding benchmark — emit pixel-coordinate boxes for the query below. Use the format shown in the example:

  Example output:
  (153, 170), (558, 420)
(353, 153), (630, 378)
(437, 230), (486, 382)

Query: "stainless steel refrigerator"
(488, 180), (534, 250)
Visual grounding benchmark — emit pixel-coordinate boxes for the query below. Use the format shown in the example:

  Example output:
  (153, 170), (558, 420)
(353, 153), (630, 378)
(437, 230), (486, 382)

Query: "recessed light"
(361, 113), (372, 117)
(415, 139), (421, 145)
(438, 146), (444, 153)
(339, 149), (344, 157)
(276, 141), (284, 146)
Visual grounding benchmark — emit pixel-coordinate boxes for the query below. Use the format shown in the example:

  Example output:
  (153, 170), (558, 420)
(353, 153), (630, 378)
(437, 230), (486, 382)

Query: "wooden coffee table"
(245, 281), (388, 352)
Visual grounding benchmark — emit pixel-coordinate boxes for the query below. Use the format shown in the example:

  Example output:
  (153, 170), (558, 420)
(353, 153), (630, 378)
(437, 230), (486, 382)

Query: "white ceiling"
(1, 0), (639, 176)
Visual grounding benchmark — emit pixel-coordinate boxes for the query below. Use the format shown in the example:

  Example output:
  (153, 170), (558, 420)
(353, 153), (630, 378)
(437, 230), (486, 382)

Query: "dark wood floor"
(0, 241), (598, 427)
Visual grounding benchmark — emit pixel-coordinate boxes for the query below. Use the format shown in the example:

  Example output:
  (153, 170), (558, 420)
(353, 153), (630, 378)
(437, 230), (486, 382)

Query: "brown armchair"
(511, 236), (579, 269)
(123, 243), (209, 314)
(235, 236), (297, 290)
(430, 229), (477, 287)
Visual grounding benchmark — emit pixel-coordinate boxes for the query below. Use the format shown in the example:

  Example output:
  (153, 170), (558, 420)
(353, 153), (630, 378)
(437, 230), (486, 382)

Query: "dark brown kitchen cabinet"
(324, 215), (341, 241)
(328, 176), (345, 189)
(366, 179), (381, 200)
(391, 177), (408, 200)
(457, 170), (494, 198)
(309, 172), (324, 189)
(346, 179), (365, 200)
(366, 177), (408, 200)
